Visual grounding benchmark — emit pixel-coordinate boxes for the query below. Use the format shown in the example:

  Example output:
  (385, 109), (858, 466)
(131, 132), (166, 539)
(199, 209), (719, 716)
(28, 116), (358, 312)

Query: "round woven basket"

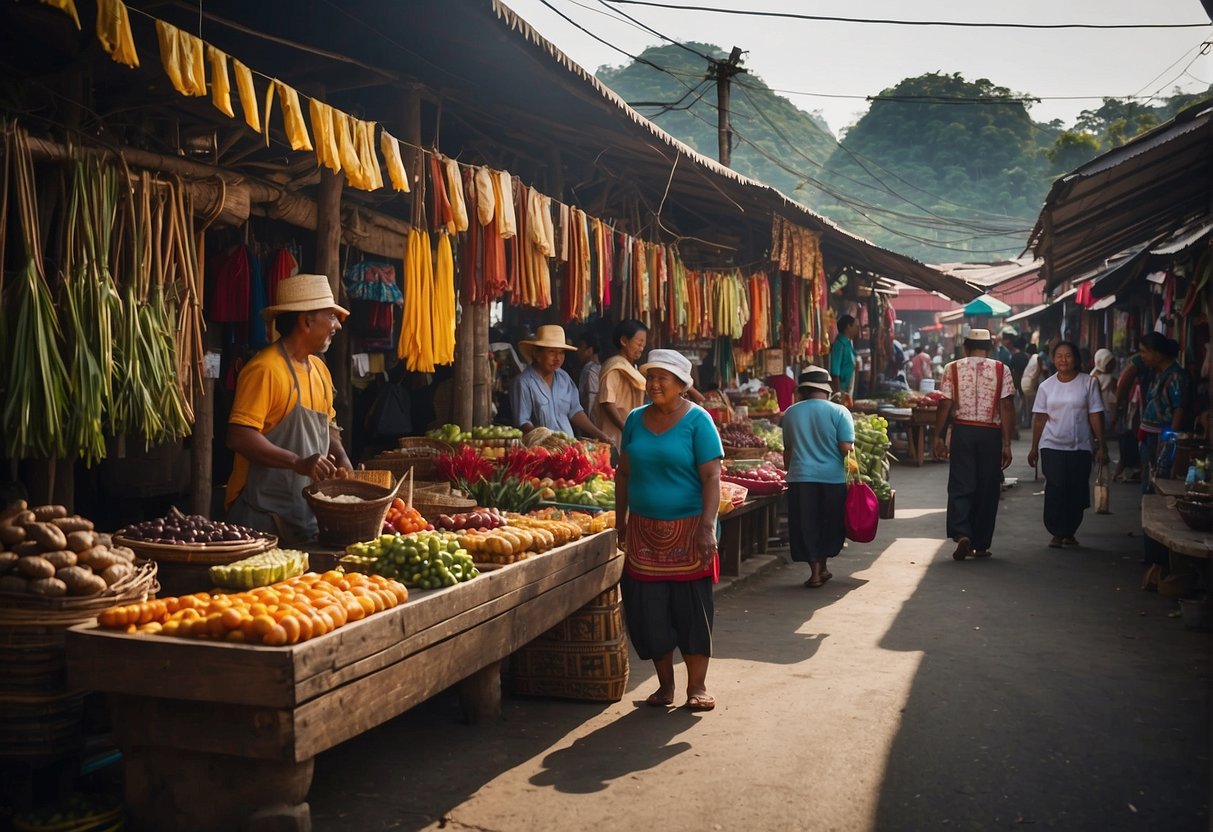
(1176, 499), (1212, 531)
(723, 446), (766, 460)
(304, 478), (403, 547)
(410, 490), (476, 523)
(364, 440), (453, 481)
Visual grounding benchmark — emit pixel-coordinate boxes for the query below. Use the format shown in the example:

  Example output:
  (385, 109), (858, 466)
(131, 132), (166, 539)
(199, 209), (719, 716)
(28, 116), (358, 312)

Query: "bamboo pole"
(316, 168), (351, 446)
(473, 303), (491, 425)
(190, 377), (215, 517)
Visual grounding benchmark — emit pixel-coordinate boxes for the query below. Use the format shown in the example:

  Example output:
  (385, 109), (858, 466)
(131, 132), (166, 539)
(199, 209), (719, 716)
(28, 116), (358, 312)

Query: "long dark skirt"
(946, 425), (1004, 551)
(1040, 448), (1092, 539)
(787, 482), (847, 564)
(620, 575), (713, 660)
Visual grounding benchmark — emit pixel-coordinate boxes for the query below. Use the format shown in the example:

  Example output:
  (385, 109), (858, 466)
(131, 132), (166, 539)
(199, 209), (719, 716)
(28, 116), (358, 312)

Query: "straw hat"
(519, 324), (575, 363)
(797, 365), (833, 394)
(261, 274), (350, 321)
(638, 349), (694, 387)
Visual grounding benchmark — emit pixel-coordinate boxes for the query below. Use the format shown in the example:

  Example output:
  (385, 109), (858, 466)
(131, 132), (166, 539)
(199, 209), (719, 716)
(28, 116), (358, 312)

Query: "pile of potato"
(0, 501), (137, 598)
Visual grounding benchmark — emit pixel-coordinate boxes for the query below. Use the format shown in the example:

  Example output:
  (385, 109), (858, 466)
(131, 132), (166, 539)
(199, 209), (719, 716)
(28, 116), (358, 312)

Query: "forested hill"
(596, 46), (1210, 263)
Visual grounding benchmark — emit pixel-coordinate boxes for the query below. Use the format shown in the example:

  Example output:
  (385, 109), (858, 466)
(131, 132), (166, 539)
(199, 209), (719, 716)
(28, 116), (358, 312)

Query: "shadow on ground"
(872, 478), (1210, 830)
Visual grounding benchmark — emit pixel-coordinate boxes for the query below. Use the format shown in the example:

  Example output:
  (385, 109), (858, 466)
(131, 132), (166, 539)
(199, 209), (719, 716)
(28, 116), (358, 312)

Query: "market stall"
(67, 531), (620, 831)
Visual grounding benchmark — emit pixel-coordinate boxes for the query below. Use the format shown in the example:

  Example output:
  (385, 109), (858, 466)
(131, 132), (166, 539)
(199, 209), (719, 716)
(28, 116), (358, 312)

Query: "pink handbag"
(844, 451), (880, 542)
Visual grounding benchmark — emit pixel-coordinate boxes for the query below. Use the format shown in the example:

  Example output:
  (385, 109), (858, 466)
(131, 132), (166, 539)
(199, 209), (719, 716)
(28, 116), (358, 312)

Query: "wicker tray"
(0, 560), (159, 628)
(112, 534), (276, 564)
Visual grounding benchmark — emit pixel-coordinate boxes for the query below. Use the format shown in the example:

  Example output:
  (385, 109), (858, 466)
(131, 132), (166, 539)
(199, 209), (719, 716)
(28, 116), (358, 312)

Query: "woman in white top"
(1027, 341), (1108, 548)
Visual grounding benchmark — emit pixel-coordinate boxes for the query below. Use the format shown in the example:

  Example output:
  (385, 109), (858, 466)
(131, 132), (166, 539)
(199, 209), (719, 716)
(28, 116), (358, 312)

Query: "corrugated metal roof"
(1029, 99), (1212, 290)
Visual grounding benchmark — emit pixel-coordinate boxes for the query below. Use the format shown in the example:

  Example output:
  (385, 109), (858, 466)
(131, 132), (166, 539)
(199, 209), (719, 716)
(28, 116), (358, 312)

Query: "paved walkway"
(311, 437), (1210, 831)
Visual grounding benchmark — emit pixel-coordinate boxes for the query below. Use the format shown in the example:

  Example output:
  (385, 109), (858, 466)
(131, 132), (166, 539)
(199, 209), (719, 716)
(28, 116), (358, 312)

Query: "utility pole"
(708, 46), (745, 167)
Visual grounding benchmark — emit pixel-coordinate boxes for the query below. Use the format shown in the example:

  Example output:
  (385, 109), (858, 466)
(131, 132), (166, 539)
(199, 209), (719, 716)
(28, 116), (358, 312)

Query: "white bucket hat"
(639, 349), (694, 387)
(797, 365), (833, 394)
(261, 274), (350, 321)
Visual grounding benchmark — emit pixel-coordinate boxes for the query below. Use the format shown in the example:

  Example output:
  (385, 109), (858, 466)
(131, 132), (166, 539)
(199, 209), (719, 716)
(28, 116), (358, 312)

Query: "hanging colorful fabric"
(97, 0), (138, 68)
(206, 45), (234, 117)
(233, 59), (260, 133)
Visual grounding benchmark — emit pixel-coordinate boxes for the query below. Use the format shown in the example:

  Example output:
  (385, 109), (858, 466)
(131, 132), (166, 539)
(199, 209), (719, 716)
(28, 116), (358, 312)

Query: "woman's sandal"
(804, 577), (825, 588)
(684, 694), (715, 712)
(645, 691), (674, 707)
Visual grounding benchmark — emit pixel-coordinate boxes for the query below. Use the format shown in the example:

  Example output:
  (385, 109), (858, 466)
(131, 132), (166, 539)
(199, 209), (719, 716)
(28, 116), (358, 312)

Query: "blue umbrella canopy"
(964, 294), (1012, 317)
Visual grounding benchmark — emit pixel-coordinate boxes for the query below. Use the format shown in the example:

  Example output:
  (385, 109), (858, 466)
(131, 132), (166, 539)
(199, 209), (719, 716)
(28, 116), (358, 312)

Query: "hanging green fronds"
(1, 127), (70, 460)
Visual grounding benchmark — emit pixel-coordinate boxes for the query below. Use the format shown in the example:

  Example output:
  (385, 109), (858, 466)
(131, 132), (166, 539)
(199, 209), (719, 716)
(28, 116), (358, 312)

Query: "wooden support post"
(454, 305), (475, 431)
(458, 659), (503, 724)
(190, 377), (215, 517)
(316, 169), (349, 447)
(401, 85), (423, 192)
(473, 303), (491, 425)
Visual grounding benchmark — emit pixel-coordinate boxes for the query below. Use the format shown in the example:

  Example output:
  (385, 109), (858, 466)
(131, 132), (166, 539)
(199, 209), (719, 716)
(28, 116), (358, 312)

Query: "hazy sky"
(504, 0), (1213, 135)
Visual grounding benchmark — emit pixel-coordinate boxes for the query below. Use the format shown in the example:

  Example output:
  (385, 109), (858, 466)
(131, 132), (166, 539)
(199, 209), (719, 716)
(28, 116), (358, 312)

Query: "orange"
(309, 613), (329, 638)
(261, 623), (288, 646)
(295, 613), (314, 642)
(206, 613), (227, 639)
(251, 614), (276, 637)
(225, 629), (246, 643)
(160, 620), (181, 638)
(355, 595), (375, 616)
(220, 607), (244, 631)
(248, 602), (269, 617)
(280, 615), (302, 645)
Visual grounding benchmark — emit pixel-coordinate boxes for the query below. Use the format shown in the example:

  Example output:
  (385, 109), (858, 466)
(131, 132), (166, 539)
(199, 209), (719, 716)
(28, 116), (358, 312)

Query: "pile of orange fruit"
(96, 570), (408, 646)
(384, 498), (431, 534)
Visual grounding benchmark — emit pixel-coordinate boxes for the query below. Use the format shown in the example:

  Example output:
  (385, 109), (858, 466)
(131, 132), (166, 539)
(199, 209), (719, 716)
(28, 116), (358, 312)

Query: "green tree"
(1046, 131), (1101, 174)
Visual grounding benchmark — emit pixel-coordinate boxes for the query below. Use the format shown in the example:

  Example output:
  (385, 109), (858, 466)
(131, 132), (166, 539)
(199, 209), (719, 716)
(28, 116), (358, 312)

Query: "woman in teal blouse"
(615, 349), (722, 712)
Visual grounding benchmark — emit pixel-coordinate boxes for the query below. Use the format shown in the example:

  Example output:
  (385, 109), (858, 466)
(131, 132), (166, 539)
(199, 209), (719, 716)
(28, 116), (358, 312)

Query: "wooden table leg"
(756, 507), (770, 554)
(459, 659), (503, 723)
(123, 746), (314, 832)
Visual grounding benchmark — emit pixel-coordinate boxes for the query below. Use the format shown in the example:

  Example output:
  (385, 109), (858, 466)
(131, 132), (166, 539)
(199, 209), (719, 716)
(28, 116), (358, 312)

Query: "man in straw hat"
(932, 328), (1015, 560)
(225, 274), (353, 545)
(512, 325), (615, 445)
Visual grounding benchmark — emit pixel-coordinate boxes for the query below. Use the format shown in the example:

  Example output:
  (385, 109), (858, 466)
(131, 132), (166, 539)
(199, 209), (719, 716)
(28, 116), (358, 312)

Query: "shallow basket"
(723, 446), (766, 460)
(303, 479), (403, 547)
(410, 491), (477, 523)
(0, 560), (160, 630)
(397, 437), (455, 454)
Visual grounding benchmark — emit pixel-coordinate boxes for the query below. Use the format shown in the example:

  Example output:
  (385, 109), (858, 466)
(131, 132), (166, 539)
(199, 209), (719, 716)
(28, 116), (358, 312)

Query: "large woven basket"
(303, 478), (404, 547)
(723, 445), (766, 460)
(364, 444), (451, 481)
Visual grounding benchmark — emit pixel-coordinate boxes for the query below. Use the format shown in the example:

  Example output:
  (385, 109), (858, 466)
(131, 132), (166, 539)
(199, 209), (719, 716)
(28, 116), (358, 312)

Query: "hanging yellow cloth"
(354, 120), (383, 191)
(262, 79), (276, 147)
(333, 111), (364, 188)
(96, 0), (138, 67)
(38, 0), (80, 29)
(179, 28), (206, 96)
(154, 21), (184, 93)
(206, 45), (233, 117)
(274, 81), (312, 152)
(494, 170), (517, 239)
(309, 99), (341, 173)
(434, 234), (456, 364)
(380, 130), (410, 192)
(474, 166), (496, 227)
(233, 59), (260, 133)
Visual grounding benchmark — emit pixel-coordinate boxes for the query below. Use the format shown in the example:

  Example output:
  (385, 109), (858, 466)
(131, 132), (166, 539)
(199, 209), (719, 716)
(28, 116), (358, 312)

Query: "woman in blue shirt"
(615, 349), (722, 711)
(782, 366), (855, 588)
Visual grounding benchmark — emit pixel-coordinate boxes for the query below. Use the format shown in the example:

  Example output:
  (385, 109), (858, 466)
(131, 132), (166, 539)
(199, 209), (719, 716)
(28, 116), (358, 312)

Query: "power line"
(592, 0), (716, 61)
(601, 1), (1213, 30)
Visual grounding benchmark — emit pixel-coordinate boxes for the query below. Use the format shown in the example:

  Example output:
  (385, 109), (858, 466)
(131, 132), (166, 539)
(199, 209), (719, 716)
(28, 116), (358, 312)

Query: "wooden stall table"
(1151, 478), (1189, 498)
(67, 532), (621, 832)
(718, 494), (781, 577)
(1141, 495), (1211, 559)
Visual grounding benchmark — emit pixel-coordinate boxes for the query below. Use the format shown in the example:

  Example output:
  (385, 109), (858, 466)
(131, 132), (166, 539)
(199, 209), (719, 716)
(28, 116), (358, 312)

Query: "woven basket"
(410, 490), (476, 522)
(1176, 499), (1212, 531)
(304, 478), (403, 547)
(724, 445), (766, 460)
(398, 437), (455, 453)
(0, 560), (159, 629)
(364, 449), (447, 481)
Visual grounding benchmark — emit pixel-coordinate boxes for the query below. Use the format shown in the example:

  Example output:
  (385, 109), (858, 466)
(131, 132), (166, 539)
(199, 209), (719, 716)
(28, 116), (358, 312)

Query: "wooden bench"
(66, 532), (621, 831)
(718, 494), (780, 577)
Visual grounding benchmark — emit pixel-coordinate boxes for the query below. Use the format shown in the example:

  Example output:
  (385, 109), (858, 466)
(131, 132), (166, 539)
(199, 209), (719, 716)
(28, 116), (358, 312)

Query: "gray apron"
(228, 343), (332, 546)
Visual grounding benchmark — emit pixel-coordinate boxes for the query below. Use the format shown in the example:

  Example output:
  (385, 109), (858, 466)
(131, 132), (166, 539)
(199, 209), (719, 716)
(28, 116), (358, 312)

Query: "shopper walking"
(595, 319), (648, 448)
(782, 366), (855, 588)
(614, 349), (723, 712)
(932, 329), (1015, 560)
(1026, 341), (1108, 548)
